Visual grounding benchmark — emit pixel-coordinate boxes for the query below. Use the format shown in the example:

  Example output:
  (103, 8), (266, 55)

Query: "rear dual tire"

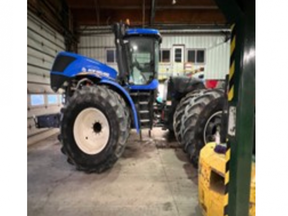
(180, 89), (224, 168)
(173, 90), (203, 143)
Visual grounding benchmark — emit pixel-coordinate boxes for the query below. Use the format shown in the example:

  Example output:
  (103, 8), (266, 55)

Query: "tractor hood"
(50, 52), (117, 91)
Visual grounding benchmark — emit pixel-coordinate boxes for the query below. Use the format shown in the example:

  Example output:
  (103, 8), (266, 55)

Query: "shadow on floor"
(162, 130), (177, 143)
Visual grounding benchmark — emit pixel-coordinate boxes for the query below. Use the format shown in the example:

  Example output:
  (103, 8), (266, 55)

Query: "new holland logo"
(79, 69), (110, 78)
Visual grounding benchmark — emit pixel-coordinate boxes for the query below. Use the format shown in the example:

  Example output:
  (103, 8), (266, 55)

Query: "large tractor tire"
(180, 89), (224, 168)
(109, 89), (131, 149)
(173, 90), (202, 143)
(60, 85), (130, 173)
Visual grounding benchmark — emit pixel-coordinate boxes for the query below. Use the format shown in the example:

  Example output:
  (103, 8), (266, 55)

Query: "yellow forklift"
(198, 143), (255, 216)
(198, 0), (255, 216)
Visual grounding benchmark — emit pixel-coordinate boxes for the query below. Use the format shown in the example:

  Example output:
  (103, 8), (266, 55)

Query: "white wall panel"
(78, 31), (230, 80)
(27, 11), (64, 145)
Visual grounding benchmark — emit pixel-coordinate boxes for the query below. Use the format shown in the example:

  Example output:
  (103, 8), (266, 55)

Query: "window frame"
(186, 49), (196, 63)
(105, 48), (116, 64)
(159, 49), (171, 63)
(30, 94), (45, 106)
(196, 49), (205, 64)
(47, 94), (59, 105)
(186, 49), (206, 64)
(174, 48), (183, 63)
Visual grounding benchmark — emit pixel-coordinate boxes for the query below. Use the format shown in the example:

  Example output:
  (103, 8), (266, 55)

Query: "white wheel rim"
(203, 111), (222, 144)
(73, 108), (110, 155)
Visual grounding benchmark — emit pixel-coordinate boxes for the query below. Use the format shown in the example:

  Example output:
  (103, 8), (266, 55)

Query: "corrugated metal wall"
(160, 34), (230, 79)
(27, 12), (64, 145)
(78, 31), (230, 80)
(79, 34), (118, 71)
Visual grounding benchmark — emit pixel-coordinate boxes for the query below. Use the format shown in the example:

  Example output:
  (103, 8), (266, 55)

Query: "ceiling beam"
(69, 5), (218, 10)
(150, 0), (156, 26)
(72, 8), (226, 26)
(93, 0), (100, 26)
(78, 24), (230, 31)
(142, 0), (145, 27)
(158, 5), (218, 10)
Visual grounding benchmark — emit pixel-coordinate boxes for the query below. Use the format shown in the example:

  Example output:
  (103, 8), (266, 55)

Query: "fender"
(99, 78), (140, 133)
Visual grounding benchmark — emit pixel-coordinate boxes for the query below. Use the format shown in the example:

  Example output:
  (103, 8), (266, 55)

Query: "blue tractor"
(35, 22), (209, 173)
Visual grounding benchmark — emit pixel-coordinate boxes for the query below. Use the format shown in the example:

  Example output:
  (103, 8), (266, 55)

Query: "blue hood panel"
(51, 52), (117, 80)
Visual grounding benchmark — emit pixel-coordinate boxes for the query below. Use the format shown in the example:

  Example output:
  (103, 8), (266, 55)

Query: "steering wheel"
(133, 59), (144, 70)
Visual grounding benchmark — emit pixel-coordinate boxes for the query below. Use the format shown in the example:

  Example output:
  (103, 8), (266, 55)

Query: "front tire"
(60, 86), (129, 173)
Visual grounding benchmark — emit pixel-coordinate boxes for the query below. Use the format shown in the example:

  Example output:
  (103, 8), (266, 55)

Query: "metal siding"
(27, 12), (64, 145)
(78, 31), (230, 80)
(206, 38), (230, 79)
(79, 34), (118, 70)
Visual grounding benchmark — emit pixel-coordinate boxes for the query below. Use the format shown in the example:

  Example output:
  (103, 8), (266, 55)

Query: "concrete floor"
(28, 128), (201, 216)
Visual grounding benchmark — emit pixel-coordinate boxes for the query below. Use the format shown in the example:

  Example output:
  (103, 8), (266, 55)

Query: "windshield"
(127, 37), (159, 85)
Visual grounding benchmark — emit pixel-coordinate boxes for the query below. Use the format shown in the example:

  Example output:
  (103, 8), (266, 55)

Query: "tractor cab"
(124, 29), (161, 86)
(113, 23), (161, 88)
(113, 23), (162, 131)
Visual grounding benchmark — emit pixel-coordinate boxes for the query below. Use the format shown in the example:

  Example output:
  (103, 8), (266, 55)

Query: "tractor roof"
(125, 28), (162, 41)
(126, 28), (159, 35)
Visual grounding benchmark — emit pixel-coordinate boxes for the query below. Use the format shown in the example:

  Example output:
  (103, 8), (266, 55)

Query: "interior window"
(47, 94), (58, 104)
(175, 48), (182, 62)
(106, 49), (115, 63)
(187, 49), (205, 64)
(187, 50), (196, 63)
(197, 50), (205, 63)
(30, 94), (45, 106)
(160, 50), (170, 62)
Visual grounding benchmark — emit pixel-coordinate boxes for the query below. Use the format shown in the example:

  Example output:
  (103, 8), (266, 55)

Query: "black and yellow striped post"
(224, 142), (231, 216)
(228, 24), (236, 102)
(214, 0), (255, 216)
(224, 23), (236, 216)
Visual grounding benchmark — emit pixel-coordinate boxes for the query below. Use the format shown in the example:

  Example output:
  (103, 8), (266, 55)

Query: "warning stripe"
(224, 142), (231, 216)
(224, 23), (236, 216)
(228, 24), (236, 101)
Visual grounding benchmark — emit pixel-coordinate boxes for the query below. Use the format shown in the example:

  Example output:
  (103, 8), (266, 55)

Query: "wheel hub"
(73, 108), (110, 155)
(93, 122), (102, 134)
